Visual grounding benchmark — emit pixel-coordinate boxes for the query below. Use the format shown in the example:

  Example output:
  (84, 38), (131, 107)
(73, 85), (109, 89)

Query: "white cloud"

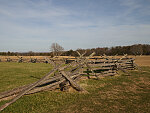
(0, 0), (70, 21)
(119, 0), (149, 17)
(0, 0), (150, 52)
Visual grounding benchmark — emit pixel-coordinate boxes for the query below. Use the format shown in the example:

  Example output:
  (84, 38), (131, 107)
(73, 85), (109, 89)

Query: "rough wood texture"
(0, 74), (63, 99)
(0, 74), (80, 101)
(60, 71), (85, 92)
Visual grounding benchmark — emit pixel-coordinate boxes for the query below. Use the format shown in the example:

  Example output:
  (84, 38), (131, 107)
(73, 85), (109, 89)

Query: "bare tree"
(50, 43), (64, 56)
(130, 44), (143, 56)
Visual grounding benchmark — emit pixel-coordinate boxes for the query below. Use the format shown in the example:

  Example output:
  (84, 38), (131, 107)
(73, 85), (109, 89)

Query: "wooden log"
(0, 66), (81, 100)
(0, 85), (29, 99)
(88, 63), (115, 67)
(44, 57), (56, 66)
(102, 73), (116, 77)
(0, 64), (61, 111)
(103, 70), (116, 74)
(0, 74), (63, 99)
(60, 71), (85, 92)
(85, 63), (99, 79)
(0, 73), (80, 101)
(117, 64), (129, 74)
(70, 52), (95, 73)
(59, 75), (82, 91)
(59, 69), (83, 91)
(86, 67), (113, 71)
(27, 74), (80, 94)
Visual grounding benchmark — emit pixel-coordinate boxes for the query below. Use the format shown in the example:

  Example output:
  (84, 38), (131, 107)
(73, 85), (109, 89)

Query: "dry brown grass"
(113, 55), (150, 66)
(0, 55), (150, 66)
(103, 55), (150, 66)
(134, 56), (150, 66)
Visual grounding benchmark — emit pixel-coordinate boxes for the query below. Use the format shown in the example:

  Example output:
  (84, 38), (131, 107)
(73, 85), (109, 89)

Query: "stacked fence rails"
(0, 53), (95, 111)
(80, 55), (137, 77)
(0, 55), (138, 69)
(0, 53), (139, 111)
(0, 56), (66, 64)
(0, 55), (138, 80)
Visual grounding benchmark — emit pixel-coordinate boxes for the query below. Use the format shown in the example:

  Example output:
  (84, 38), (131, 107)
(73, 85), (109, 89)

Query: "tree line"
(0, 44), (150, 56)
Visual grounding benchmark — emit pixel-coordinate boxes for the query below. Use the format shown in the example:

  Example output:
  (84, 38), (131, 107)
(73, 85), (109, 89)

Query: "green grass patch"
(0, 62), (52, 92)
(0, 63), (150, 113)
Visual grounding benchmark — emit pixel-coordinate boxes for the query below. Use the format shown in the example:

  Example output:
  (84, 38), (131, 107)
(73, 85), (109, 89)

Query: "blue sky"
(0, 0), (150, 52)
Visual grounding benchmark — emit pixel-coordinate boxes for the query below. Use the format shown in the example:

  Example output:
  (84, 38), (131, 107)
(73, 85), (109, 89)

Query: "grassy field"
(0, 62), (150, 113)
(134, 56), (150, 66)
(1, 55), (150, 66)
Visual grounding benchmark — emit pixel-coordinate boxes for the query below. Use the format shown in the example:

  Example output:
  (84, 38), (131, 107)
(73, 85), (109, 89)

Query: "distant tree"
(142, 44), (150, 55)
(28, 51), (34, 56)
(65, 49), (74, 56)
(130, 44), (143, 55)
(7, 51), (11, 56)
(75, 48), (86, 56)
(50, 43), (64, 56)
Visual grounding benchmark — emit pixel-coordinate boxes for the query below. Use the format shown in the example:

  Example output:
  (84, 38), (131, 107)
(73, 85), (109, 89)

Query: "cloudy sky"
(0, 0), (150, 52)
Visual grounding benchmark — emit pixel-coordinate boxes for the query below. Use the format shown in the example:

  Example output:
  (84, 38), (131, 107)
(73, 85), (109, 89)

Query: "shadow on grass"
(30, 75), (41, 80)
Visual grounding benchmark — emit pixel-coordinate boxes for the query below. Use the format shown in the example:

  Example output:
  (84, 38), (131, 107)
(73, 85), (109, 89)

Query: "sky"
(0, 0), (150, 52)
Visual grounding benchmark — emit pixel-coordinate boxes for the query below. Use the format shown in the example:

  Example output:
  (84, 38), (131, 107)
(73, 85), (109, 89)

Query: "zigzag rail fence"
(0, 53), (138, 111)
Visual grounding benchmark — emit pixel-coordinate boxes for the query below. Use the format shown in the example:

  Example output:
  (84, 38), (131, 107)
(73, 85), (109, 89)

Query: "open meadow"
(1, 0), (150, 112)
(0, 56), (150, 113)
(0, 55), (150, 66)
